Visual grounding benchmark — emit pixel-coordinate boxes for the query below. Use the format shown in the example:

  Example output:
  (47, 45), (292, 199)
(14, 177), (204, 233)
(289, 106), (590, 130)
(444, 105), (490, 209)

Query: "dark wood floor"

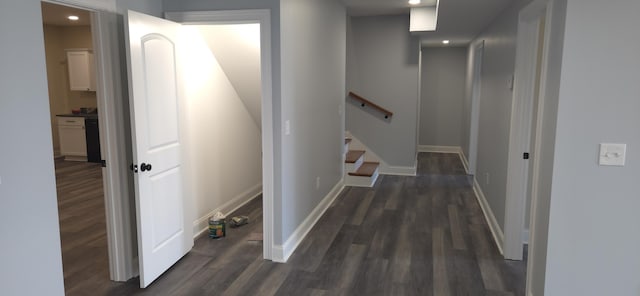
(58, 152), (526, 296)
(54, 159), (111, 295)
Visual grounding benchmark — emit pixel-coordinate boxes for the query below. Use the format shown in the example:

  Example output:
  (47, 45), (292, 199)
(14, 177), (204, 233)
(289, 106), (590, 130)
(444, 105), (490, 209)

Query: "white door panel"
(125, 10), (192, 288)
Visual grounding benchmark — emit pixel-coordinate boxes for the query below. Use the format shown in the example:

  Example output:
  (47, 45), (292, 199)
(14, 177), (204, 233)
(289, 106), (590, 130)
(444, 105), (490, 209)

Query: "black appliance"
(85, 118), (102, 163)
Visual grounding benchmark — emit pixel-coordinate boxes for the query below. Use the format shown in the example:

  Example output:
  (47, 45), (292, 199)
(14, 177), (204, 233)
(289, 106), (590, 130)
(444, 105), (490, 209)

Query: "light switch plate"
(599, 143), (626, 166)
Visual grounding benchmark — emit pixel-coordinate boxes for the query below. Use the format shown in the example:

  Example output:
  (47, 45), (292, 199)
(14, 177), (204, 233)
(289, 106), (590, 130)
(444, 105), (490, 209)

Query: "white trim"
(468, 41), (484, 175)
(379, 164), (417, 176)
(192, 184), (263, 238)
(48, 0), (116, 12)
(164, 9), (275, 261)
(523, 229), (530, 245)
(472, 178), (504, 254)
(417, 145), (461, 154)
(92, 10), (136, 281)
(525, 0), (563, 294)
(458, 150), (470, 174)
(504, 0), (547, 261)
(272, 181), (345, 262)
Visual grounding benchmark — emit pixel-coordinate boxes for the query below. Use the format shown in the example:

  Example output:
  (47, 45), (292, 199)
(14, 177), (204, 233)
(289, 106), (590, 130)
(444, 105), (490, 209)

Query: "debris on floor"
(229, 215), (249, 228)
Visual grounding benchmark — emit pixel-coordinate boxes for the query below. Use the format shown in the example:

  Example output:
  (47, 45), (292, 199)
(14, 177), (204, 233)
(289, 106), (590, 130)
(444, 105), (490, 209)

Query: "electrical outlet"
(316, 177), (320, 189)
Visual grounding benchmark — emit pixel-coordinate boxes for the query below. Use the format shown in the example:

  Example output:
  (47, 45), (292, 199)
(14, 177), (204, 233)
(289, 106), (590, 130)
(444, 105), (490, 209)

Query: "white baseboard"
(379, 163), (417, 176)
(192, 183), (263, 238)
(458, 150), (470, 174)
(417, 145), (462, 154)
(272, 180), (345, 263)
(472, 178), (504, 254)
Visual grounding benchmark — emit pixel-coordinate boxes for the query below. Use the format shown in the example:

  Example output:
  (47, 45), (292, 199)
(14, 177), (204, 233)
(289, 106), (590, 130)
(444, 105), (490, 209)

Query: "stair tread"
(345, 150), (365, 163)
(345, 138), (352, 144)
(348, 162), (379, 177)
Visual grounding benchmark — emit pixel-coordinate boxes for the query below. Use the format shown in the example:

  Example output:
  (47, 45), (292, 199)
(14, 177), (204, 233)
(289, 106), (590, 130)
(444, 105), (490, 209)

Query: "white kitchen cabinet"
(66, 49), (96, 91)
(58, 117), (87, 161)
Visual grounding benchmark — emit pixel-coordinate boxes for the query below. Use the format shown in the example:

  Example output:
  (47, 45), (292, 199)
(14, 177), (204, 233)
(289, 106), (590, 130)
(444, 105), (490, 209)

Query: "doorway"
(41, 1), (110, 291)
(164, 9), (275, 262)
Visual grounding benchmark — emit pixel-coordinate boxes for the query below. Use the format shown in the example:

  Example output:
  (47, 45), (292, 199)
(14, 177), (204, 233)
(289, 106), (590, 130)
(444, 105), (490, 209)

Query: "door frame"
(503, 0), (556, 261)
(468, 40), (484, 175)
(165, 9), (275, 260)
(45, 0), (136, 281)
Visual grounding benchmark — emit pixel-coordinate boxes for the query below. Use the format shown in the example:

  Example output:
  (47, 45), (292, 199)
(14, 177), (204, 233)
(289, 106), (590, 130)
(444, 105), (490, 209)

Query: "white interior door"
(125, 10), (192, 288)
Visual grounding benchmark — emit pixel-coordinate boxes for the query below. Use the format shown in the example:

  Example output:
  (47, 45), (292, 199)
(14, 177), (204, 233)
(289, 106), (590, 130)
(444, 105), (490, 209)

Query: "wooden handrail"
(348, 92), (393, 119)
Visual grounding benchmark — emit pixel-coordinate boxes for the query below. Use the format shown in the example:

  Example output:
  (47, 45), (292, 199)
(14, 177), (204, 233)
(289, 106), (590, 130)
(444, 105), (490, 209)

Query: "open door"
(125, 10), (192, 288)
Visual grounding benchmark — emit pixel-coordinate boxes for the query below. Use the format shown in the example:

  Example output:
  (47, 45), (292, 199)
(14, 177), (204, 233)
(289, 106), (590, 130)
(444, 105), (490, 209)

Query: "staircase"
(344, 137), (380, 187)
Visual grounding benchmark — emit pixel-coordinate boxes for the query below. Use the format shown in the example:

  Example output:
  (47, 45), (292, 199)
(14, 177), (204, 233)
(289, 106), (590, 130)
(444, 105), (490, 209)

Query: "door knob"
(141, 163), (152, 172)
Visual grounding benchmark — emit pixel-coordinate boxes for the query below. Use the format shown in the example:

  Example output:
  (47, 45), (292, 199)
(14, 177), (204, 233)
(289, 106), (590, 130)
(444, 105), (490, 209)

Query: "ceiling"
(344, 0), (515, 46)
(40, 0), (512, 45)
(41, 2), (91, 26)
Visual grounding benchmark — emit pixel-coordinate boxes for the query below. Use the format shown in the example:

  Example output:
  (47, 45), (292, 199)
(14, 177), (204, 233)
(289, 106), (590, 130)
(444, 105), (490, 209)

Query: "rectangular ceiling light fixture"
(409, 0), (440, 32)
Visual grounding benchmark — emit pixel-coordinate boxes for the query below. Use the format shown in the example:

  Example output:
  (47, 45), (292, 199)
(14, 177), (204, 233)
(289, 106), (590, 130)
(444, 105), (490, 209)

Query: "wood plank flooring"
(54, 159), (111, 296)
(59, 152), (526, 295)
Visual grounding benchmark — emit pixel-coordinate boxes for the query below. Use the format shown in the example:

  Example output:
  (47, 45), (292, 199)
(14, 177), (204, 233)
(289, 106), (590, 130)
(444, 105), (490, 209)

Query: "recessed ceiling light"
(408, 0), (421, 5)
(442, 40), (450, 44)
(68, 15), (79, 21)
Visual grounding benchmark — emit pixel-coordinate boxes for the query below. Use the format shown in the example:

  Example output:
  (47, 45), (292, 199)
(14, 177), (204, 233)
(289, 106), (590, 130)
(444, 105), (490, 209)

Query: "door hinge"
(523, 152), (530, 160)
(130, 163), (138, 173)
(101, 160), (107, 167)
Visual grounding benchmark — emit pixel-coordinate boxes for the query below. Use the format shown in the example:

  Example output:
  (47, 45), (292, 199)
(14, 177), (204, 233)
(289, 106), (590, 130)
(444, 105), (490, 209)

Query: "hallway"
(89, 152), (525, 295)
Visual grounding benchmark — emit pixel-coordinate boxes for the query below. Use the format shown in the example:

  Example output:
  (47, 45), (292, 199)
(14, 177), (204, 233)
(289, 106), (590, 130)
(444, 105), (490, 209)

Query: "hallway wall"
(464, 0), (532, 232)
(543, 0), (640, 294)
(419, 46), (467, 147)
(346, 15), (419, 169)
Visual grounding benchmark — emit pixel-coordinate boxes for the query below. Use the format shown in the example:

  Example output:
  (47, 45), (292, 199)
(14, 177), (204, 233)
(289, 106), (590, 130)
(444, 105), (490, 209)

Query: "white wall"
(280, 0), (346, 243)
(346, 15), (420, 168)
(180, 27), (263, 236)
(0, 1), (65, 294)
(197, 24), (262, 128)
(419, 46), (467, 147)
(543, 0), (640, 294)
(162, 0), (286, 244)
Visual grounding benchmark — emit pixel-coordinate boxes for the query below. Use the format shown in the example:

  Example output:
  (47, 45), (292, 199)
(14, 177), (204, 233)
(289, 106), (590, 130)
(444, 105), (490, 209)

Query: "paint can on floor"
(209, 212), (226, 239)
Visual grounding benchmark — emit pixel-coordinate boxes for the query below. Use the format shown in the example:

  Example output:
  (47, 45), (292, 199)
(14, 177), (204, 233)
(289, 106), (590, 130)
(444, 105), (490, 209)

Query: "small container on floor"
(209, 212), (226, 239)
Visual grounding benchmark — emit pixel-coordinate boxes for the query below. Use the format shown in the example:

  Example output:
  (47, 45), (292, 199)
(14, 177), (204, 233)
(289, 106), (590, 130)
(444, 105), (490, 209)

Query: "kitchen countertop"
(57, 113), (99, 119)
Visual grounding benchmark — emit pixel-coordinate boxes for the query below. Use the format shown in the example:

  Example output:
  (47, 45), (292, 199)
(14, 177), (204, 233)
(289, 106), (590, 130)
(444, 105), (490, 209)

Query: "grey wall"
(465, 0), (530, 230)
(346, 15), (419, 168)
(0, 1), (65, 294)
(0, 0), (165, 293)
(543, 0), (640, 294)
(279, 0), (346, 243)
(419, 46), (467, 147)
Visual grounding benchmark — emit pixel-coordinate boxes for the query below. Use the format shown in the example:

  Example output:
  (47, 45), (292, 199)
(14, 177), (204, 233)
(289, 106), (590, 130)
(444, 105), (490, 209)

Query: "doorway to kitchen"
(41, 2), (110, 292)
